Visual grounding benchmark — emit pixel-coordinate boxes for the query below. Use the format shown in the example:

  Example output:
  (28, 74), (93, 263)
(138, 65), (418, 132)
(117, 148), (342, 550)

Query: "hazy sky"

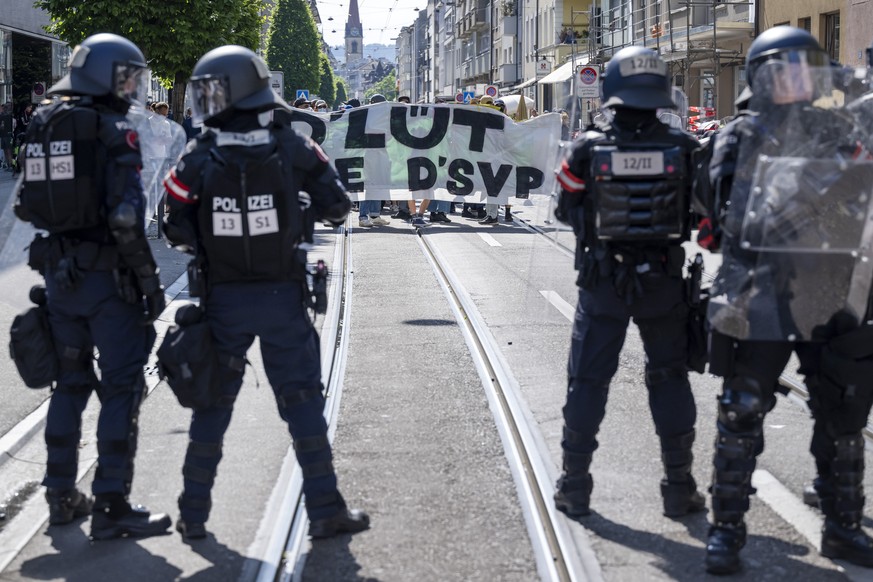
(317, 0), (424, 49)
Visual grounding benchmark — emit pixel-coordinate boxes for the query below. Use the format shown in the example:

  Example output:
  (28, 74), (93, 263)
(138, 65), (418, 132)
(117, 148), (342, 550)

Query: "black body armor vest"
(196, 131), (304, 284)
(589, 142), (688, 242)
(16, 103), (103, 234)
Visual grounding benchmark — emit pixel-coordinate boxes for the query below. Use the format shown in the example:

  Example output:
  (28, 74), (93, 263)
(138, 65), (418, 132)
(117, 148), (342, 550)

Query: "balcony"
(500, 15), (517, 36)
(495, 63), (517, 84)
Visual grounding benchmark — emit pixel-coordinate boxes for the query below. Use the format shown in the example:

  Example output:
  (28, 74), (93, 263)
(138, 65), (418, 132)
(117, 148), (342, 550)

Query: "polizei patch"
(24, 140), (75, 181)
(211, 194), (279, 237)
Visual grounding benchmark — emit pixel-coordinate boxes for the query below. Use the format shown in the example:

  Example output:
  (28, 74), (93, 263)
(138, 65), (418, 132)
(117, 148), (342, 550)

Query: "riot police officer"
(14, 33), (170, 539)
(553, 46), (704, 520)
(697, 27), (873, 574)
(162, 45), (369, 540)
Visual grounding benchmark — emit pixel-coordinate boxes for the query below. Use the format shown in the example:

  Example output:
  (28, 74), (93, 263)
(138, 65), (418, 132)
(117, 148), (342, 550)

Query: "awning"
(538, 55), (590, 85)
(511, 77), (538, 91)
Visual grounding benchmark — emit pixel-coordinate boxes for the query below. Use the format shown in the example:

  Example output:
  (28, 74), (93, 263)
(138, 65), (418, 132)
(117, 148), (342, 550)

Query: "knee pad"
(718, 376), (765, 433)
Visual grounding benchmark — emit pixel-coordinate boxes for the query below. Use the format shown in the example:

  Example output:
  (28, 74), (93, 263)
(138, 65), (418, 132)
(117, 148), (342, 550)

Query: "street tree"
(364, 70), (396, 102)
(334, 78), (348, 110)
(35, 0), (262, 121)
(265, 0), (321, 100)
(318, 53), (336, 107)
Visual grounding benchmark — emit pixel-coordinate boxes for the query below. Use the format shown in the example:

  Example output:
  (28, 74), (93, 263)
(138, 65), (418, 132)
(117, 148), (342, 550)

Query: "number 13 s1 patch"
(213, 212), (243, 236)
(248, 209), (279, 235)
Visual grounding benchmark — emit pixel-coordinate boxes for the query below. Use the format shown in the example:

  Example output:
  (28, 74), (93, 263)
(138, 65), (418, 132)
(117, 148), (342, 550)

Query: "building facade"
(1, 0), (70, 111)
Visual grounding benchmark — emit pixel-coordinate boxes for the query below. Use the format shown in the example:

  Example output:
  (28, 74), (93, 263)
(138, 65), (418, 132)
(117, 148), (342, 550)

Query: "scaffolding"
(583, 0), (755, 127)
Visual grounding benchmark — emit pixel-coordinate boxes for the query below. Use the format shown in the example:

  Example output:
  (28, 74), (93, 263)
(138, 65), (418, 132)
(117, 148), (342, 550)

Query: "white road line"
(752, 470), (822, 547)
(539, 290), (575, 322)
(478, 232), (502, 247)
(752, 470), (871, 581)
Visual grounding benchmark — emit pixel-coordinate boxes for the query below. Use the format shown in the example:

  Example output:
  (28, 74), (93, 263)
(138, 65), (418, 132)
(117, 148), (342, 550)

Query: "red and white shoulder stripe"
(556, 159), (585, 193)
(163, 168), (194, 203)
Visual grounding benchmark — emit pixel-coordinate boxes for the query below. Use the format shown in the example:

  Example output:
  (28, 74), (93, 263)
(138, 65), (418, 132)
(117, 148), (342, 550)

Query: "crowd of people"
(0, 101), (33, 174)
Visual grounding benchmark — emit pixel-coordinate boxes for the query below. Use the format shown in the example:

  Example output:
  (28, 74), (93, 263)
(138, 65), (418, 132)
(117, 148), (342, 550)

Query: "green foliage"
(334, 78), (348, 109)
(35, 0), (264, 117)
(35, 0), (263, 88)
(265, 0), (321, 98)
(364, 70), (397, 102)
(318, 53), (336, 106)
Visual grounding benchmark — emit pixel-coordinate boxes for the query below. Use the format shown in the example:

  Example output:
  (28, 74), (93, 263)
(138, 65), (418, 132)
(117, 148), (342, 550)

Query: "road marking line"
(539, 290), (575, 322)
(478, 232), (501, 247)
(752, 470), (822, 548)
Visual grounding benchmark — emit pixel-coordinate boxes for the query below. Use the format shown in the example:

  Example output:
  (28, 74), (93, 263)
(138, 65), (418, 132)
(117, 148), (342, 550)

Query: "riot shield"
(128, 106), (188, 225)
(709, 63), (873, 341)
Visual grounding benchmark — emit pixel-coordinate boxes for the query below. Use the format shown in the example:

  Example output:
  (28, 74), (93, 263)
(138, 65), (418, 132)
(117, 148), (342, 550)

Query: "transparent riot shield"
(709, 62), (873, 340)
(127, 105), (188, 225)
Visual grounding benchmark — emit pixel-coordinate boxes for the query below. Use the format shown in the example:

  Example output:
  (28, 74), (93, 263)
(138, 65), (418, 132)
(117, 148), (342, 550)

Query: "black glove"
(140, 274), (166, 325)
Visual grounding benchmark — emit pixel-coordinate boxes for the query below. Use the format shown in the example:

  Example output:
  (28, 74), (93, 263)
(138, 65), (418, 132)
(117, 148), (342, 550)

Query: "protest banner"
(276, 103), (561, 203)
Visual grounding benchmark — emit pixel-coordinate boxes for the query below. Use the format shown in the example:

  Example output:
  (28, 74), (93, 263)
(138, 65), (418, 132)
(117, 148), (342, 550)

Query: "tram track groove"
(262, 222), (355, 582)
(415, 227), (602, 582)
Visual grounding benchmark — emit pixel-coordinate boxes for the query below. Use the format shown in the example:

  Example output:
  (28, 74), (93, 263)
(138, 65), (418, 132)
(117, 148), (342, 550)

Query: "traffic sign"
(270, 71), (284, 99)
(455, 92), (464, 103)
(484, 85), (498, 98)
(296, 89), (310, 101)
(31, 82), (46, 103)
(463, 91), (475, 104)
(575, 66), (599, 98)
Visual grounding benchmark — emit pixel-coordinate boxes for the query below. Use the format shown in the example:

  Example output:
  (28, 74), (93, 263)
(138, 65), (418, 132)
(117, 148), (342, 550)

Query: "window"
(823, 11), (840, 61)
(701, 70), (715, 109)
(735, 66), (747, 101)
(798, 17), (811, 32)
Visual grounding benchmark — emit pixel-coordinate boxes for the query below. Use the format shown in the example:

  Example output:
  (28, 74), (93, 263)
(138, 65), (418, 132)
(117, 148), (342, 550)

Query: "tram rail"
(414, 225), (602, 582)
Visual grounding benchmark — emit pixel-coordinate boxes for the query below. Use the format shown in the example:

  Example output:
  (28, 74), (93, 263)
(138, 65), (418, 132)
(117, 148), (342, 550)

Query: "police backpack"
(9, 286), (59, 389)
(157, 304), (223, 410)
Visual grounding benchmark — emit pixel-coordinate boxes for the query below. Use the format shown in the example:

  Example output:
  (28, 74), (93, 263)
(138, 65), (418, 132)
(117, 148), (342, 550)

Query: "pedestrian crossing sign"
(296, 89), (310, 101)
(463, 91), (475, 104)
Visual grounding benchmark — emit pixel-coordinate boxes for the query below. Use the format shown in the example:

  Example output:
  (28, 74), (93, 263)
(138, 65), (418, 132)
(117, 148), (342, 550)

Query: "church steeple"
(344, 0), (363, 64)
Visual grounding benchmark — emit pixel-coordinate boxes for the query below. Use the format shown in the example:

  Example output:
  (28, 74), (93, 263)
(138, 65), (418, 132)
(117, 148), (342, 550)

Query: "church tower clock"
(344, 0), (363, 64)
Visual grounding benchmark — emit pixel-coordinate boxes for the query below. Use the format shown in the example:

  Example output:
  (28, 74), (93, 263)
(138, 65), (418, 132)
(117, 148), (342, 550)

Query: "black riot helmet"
(188, 45), (290, 127)
(746, 26), (829, 88)
(369, 93), (387, 104)
(48, 33), (148, 107)
(601, 46), (674, 110)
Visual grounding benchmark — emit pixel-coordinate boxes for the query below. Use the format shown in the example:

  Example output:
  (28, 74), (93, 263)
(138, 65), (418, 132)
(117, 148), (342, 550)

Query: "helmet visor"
(113, 63), (148, 106)
(752, 49), (830, 104)
(189, 75), (231, 125)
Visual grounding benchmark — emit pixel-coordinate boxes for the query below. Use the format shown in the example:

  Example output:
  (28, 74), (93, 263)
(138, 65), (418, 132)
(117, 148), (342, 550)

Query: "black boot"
(819, 434), (873, 567)
(660, 431), (706, 518)
(554, 451), (593, 519)
(309, 506), (370, 538)
(821, 519), (873, 566)
(705, 522), (747, 575)
(90, 495), (172, 540)
(176, 519), (207, 540)
(46, 488), (93, 525)
(661, 478), (706, 518)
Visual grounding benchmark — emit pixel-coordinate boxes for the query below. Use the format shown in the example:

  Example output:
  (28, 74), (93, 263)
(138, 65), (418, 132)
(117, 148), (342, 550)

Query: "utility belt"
(27, 234), (119, 275)
(580, 244), (684, 299)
